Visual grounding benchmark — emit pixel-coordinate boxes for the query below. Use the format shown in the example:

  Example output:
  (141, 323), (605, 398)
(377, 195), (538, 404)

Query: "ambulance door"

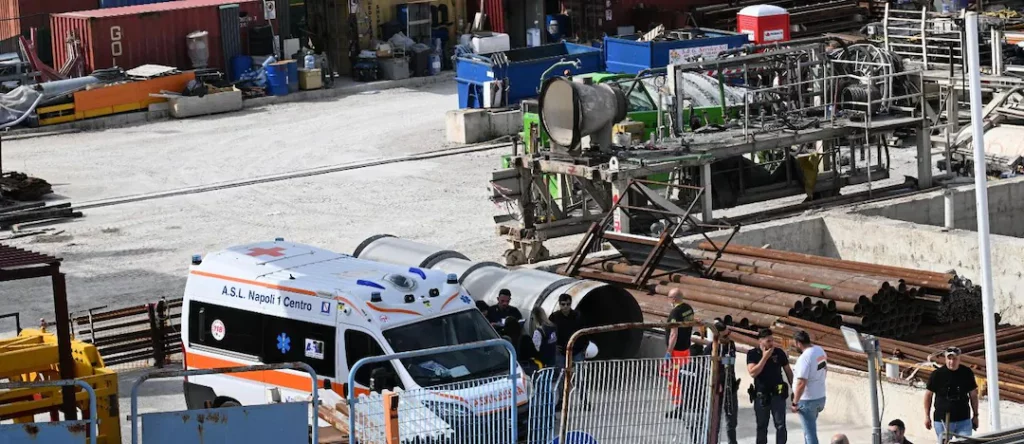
(336, 326), (402, 395)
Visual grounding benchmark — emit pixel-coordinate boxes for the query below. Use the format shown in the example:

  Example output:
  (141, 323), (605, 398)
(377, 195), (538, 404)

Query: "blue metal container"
(100, 0), (175, 7)
(230, 54), (253, 81)
(266, 62), (290, 96)
(286, 59), (299, 92)
(603, 30), (749, 74)
(456, 42), (602, 109)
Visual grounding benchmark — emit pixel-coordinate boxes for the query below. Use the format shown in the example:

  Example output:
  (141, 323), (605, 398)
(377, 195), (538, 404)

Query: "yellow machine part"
(797, 153), (822, 198)
(0, 329), (121, 444)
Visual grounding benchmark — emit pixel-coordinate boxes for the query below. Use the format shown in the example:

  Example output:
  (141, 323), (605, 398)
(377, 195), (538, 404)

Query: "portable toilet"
(737, 5), (790, 44)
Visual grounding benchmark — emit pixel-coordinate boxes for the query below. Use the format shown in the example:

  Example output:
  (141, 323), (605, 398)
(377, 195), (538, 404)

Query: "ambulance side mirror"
(323, 379), (333, 391)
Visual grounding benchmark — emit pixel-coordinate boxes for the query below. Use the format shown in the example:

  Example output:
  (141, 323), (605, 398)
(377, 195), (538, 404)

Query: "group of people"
(665, 288), (981, 444)
(476, 288), (588, 375)
(479, 288), (982, 444)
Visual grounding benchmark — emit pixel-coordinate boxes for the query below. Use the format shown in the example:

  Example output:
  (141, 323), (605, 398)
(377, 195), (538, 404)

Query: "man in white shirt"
(791, 330), (828, 444)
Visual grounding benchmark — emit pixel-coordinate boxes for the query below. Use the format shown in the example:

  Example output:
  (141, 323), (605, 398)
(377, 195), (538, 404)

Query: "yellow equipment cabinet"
(0, 329), (121, 444)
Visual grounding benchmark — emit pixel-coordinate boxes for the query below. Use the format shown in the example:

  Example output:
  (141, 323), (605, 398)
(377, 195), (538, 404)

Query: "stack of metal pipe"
(578, 243), (987, 339)
(701, 242), (982, 326)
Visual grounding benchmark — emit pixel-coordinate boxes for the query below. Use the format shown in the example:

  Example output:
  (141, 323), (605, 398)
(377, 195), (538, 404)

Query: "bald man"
(665, 288), (695, 416)
(830, 434), (849, 444)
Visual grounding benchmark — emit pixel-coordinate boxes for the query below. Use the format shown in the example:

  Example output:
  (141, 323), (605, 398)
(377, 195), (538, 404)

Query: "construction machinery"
(0, 327), (121, 444)
(491, 39), (932, 265)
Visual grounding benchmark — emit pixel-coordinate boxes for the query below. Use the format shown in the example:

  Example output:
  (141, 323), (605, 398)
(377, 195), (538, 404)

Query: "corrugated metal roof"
(0, 244), (61, 272)
(57, 0), (258, 18)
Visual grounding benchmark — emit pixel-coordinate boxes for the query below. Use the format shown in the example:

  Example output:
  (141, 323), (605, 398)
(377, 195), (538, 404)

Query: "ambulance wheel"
(212, 396), (241, 408)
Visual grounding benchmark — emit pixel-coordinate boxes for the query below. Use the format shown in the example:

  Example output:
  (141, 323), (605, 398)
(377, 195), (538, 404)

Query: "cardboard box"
(299, 68), (323, 90)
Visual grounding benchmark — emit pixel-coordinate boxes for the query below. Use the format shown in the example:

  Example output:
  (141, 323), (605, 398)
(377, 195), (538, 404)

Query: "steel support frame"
(562, 179), (736, 287)
(0, 262), (76, 420)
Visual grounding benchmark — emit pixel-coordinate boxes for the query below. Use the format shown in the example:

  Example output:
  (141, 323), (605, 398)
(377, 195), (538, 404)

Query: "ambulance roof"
(187, 240), (475, 327)
(738, 4), (788, 16)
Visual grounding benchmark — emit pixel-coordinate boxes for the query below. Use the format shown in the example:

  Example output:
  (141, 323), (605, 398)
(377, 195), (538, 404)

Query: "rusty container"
(50, 0), (265, 74)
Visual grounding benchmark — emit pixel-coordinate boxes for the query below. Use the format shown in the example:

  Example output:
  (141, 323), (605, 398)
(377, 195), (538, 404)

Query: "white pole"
(965, 12), (1001, 431)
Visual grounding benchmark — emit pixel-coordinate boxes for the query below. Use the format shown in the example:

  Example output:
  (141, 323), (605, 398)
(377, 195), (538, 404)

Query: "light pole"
(964, 11), (1001, 431)
(842, 326), (881, 444)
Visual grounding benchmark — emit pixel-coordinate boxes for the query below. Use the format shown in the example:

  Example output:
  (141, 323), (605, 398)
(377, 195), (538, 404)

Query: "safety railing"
(0, 379), (97, 444)
(882, 5), (997, 70)
(740, 68), (925, 137)
(347, 338), (520, 444)
(129, 362), (319, 444)
(526, 367), (563, 444)
(559, 321), (720, 444)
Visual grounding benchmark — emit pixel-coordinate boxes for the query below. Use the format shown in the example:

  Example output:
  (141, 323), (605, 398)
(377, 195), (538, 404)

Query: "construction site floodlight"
(841, 325), (866, 353)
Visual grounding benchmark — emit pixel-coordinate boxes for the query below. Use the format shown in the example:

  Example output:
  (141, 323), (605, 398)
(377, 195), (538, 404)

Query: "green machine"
(503, 71), (740, 202)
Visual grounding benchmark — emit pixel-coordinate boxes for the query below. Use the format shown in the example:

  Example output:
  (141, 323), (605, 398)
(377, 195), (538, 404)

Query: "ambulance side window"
(187, 301), (264, 357)
(263, 316), (337, 376)
(345, 330), (401, 389)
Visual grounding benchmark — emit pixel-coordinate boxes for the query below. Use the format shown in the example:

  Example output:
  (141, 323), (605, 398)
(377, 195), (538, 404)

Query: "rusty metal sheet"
(0, 420), (91, 443)
(140, 403), (308, 443)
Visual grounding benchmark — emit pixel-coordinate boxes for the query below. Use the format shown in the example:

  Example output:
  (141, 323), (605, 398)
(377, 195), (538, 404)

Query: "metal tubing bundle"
(691, 243), (987, 338)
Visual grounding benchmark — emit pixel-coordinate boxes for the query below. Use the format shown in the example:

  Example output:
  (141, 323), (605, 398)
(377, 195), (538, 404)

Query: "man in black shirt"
(550, 293), (589, 409)
(665, 288), (695, 414)
(924, 347), (978, 442)
(747, 328), (793, 444)
(705, 320), (739, 444)
(888, 419), (913, 444)
(487, 288), (523, 337)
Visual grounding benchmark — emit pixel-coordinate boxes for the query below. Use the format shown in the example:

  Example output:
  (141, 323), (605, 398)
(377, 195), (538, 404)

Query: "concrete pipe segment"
(353, 235), (644, 358)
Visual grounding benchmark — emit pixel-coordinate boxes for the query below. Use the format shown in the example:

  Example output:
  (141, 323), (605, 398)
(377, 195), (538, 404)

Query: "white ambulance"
(180, 239), (528, 430)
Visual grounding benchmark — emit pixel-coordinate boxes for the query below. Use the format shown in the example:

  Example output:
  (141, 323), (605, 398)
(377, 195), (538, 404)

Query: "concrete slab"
(853, 176), (1024, 237)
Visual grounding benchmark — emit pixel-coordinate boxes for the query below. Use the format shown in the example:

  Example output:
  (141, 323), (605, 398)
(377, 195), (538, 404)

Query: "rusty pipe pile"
(693, 243), (986, 338)
(770, 317), (1024, 404)
(696, 241), (983, 327)
(586, 263), (787, 331)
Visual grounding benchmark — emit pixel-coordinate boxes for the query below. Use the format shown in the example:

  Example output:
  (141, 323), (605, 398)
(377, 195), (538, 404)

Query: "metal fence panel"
(527, 368), (563, 444)
(562, 356), (714, 444)
(0, 421), (92, 444)
(351, 375), (520, 444)
(0, 379), (98, 444)
(140, 403), (308, 443)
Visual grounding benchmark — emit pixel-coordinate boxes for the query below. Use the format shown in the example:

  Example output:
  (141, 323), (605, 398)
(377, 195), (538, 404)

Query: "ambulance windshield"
(382, 309), (510, 386)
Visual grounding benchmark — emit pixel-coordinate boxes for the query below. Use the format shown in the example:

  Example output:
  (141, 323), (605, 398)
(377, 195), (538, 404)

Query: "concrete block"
(445, 109), (492, 144)
(487, 109), (523, 138)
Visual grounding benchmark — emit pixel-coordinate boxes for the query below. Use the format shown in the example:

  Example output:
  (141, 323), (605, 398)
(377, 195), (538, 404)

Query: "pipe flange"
(533, 277), (579, 310)
(420, 250), (471, 269)
(458, 261), (507, 285)
(352, 234), (395, 258)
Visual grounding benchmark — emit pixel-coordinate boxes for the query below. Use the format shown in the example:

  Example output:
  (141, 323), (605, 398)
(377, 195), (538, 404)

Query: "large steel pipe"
(353, 235), (644, 358)
(354, 235), (470, 268)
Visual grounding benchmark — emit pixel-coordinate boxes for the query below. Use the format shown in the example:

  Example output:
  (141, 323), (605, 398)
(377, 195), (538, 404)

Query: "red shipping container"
(736, 5), (789, 45)
(51, 0), (265, 74)
(0, 0), (98, 49)
(482, 0), (505, 33)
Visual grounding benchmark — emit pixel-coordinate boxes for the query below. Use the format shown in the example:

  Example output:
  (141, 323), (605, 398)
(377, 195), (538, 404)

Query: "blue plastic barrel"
(286, 59), (299, 92)
(230, 54), (253, 81)
(266, 62), (290, 96)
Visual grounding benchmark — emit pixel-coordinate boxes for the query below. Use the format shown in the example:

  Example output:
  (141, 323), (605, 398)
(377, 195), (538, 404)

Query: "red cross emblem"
(246, 247), (286, 258)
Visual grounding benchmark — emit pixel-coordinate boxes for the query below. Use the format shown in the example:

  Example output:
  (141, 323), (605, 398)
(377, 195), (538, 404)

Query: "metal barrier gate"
(129, 362), (319, 444)
(556, 322), (720, 444)
(347, 338), (520, 444)
(0, 379), (97, 444)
